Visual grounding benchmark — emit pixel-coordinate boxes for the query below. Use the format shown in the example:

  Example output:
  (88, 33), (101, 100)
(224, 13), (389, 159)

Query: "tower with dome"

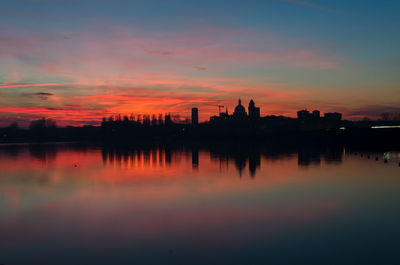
(248, 99), (260, 119)
(233, 99), (247, 119)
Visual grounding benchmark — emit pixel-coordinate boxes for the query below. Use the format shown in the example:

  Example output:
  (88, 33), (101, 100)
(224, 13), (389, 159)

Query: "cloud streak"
(194, 66), (207, 71)
(279, 0), (343, 14)
(0, 83), (68, 89)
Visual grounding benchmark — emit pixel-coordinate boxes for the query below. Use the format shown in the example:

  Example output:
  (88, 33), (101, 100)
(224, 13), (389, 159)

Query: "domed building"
(233, 99), (247, 119)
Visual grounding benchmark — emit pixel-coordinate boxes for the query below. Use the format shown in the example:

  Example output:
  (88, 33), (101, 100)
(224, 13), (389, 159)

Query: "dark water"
(1, 144), (400, 265)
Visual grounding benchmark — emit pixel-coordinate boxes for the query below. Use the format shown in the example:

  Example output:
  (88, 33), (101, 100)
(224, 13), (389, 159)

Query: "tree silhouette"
(29, 118), (57, 129)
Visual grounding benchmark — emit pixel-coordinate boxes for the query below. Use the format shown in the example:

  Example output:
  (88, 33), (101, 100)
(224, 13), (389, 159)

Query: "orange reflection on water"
(1, 144), (400, 265)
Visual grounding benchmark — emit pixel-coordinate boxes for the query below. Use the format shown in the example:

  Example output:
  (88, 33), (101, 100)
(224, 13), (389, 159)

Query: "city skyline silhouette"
(1, 1), (400, 265)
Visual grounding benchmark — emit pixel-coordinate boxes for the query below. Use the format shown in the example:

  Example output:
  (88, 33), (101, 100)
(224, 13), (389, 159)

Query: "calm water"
(1, 144), (400, 265)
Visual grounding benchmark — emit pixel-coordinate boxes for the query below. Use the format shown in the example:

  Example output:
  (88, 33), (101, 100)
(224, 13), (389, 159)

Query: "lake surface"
(1, 143), (400, 265)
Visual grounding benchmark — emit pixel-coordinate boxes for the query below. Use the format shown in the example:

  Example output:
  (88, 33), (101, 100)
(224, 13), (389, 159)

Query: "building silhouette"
(324, 112), (342, 121)
(248, 99), (260, 120)
(312, 110), (320, 119)
(297, 109), (312, 122)
(297, 109), (342, 130)
(209, 98), (262, 123)
(233, 99), (247, 119)
(191, 108), (198, 125)
(220, 107), (229, 119)
(5, 95), (400, 147)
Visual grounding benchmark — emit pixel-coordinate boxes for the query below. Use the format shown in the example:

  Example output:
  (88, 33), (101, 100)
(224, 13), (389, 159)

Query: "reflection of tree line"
(0, 144), (91, 163)
(0, 144), (59, 162)
(100, 146), (264, 176)
(101, 147), (174, 168)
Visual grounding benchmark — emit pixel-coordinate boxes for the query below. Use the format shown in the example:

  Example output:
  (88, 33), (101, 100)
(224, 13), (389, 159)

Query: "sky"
(0, 0), (399, 126)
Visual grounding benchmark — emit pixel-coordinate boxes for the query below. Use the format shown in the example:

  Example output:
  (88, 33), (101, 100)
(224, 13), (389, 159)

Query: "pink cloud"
(194, 66), (207, 71)
(0, 23), (356, 126)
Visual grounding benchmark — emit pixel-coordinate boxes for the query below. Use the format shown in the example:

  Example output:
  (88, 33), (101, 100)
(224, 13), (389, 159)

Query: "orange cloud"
(2, 23), (392, 126)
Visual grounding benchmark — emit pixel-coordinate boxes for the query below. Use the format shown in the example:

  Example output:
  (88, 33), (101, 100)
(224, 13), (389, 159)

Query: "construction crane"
(218, 105), (224, 115)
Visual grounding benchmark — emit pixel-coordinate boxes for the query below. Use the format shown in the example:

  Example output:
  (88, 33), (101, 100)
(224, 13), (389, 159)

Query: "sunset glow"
(1, 0), (399, 126)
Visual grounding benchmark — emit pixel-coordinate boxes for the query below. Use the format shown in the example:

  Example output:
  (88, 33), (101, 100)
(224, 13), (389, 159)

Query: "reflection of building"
(298, 148), (321, 166)
(191, 108), (198, 125)
(248, 99), (260, 120)
(298, 146), (343, 166)
(192, 148), (199, 169)
(248, 151), (260, 178)
(234, 153), (246, 177)
(233, 99), (247, 119)
(208, 146), (262, 178)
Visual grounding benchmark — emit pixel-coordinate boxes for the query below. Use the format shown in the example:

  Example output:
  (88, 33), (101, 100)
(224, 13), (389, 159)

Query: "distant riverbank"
(0, 126), (399, 151)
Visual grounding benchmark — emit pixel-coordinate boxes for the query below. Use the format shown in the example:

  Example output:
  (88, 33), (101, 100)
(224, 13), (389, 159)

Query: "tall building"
(297, 109), (311, 121)
(324, 112), (342, 121)
(312, 110), (320, 118)
(233, 99), (247, 119)
(248, 99), (260, 119)
(191, 108), (198, 125)
(324, 112), (342, 129)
